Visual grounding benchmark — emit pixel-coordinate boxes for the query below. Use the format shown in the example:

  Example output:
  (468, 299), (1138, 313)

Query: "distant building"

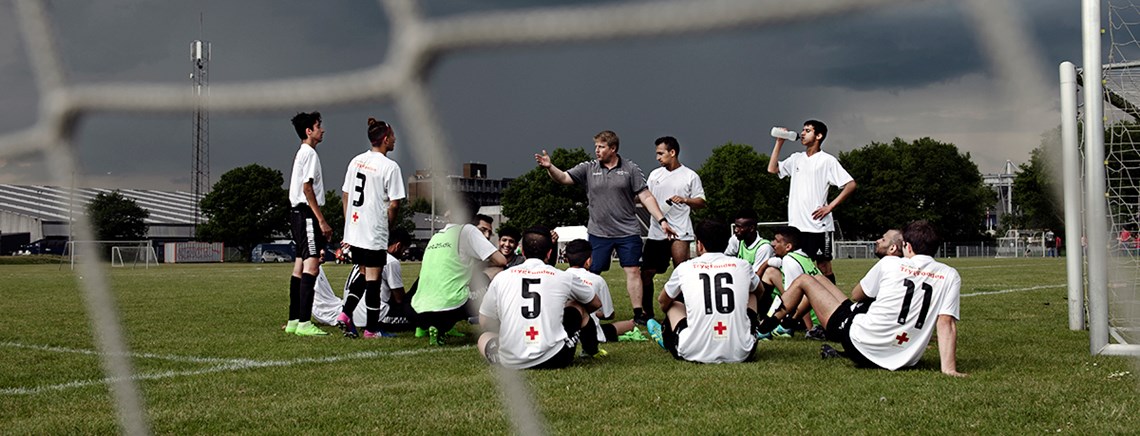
(407, 162), (513, 208)
(0, 184), (199, 242)
(982, 160), (1016, 232)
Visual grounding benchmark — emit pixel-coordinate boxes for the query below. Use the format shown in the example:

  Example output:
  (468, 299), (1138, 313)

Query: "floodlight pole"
(1060, 61), (1084, 331)
(1082, 0), (1109, 353)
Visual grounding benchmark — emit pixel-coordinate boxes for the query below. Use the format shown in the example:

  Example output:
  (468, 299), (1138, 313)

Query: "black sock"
(641, 280), (655, 317)
(634, 307), (645, 320)
(825, 273), (836, 284)
(299, 272), (317, 322)
(747, 308), (760, 334)
(600, 323), (619, 342)
(364, 280), (381, 333)
(342, 275), (366, 316)
(289, 276), (301, 320)
(580, 316), (599, 355)
(757, 315), (780, 334)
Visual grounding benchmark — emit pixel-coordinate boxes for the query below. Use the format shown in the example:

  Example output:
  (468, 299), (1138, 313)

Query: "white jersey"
(480, 259), (595, 369)
(850, 255), (961, 370)
(646, 165), (705, 241)
(342, 150), (406, 250)
(334, 255), (405, 327)
(566, 267), (613, 318)
(663, 252), (760, 363)
(288, 143), (325, 207)
(777, 150), (853, 233)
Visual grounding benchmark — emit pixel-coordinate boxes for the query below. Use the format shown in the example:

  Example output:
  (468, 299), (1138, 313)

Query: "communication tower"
(190, 39), (210, 231)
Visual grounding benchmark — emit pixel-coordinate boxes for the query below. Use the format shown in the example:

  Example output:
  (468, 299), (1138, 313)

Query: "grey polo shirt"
(566, 155), (648, 238)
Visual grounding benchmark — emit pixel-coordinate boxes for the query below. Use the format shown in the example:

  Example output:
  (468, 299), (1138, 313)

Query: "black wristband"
(658, 217), (667, 224)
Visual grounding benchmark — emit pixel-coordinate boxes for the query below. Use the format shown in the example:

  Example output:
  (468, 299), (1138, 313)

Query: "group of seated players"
(312, 209), (964, 377)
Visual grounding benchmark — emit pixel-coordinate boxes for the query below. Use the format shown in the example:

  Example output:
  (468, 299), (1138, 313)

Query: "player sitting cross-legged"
(756, 220), (966, 376)
(564, 239), (647, 357)
(478, 227), (602, 369)
(646, 219), (763, 364)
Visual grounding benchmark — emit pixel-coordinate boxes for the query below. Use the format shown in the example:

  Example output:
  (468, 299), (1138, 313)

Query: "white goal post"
(65, 240), (158, 270)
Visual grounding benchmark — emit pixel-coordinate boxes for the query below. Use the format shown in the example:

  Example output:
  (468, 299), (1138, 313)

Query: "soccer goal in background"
(64, 240), (158, 269)
(1060, 0), (1140, 356)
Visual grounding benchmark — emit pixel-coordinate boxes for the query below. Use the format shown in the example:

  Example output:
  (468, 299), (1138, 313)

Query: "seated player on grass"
(757, 220), (966, 376)
(334, 228), (413, 337)
(563, 239), (648, 356)
(646, 220), (762, 364)
(478, 227), (602, 369)
(765, 226), (826, 340)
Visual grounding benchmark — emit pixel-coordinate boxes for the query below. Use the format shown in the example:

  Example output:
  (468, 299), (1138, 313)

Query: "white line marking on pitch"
(1, 346), (470, 396)
(0, 341), (253, 365)
(961, 284), (1065, 297)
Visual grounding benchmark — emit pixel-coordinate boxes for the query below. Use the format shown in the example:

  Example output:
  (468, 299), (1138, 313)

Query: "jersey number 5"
(521, 278), (541, 319)
(898, 279), (933, 329)
(699, 272), (734, 315)
(352, 173), (366, 207)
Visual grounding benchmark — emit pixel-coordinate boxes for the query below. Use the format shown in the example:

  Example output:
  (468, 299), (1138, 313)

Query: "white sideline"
(0, 341), (252, 365)
(961, 284), (1065, 297)
(1, 345), (469, 396)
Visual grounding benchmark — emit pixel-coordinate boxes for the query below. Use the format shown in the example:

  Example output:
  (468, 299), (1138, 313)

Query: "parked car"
(260, 250), (293, 263)
(17, 238), (68, 255)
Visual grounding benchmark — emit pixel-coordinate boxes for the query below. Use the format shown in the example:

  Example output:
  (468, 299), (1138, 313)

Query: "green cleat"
(294, 322), (329, 336)
(646, 319), (666, 350)
(427, 326), (444, 346)
(415, 327), (428, 338)
(445, 327), (465, 337)
(284, 320), (299, 334)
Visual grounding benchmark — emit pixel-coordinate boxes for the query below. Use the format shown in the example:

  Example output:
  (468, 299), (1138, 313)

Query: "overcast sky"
(0, 0), (1084, 193)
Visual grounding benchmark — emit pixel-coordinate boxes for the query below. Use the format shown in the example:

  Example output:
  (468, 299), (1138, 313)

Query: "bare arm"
(485, 251), (507, 268)
(851, 282), (868, 302)
(767, 138), (785, 174)
(388, 200), (400, 229)
(304, 182), (331, 238)
(583, 295), (602, 314)
(936, 315), (967, 377)
(479, 314), (500, 333)
(658, 290), (675, 315)
(670, 195), (707, 209)
(535, 150), (574, 185)
(812, 180), (858, 221)
(638, 190), (678, 239)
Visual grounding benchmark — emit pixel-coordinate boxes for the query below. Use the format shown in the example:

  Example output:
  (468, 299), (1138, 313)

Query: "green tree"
(87, 191), (149, 240)
(837, 137), (993, 242)
(501, 148), (591, 229)
(694, 143), (788, 223)
(198, 164), (290, 257)
(1011, 129), (1064, 232)
(320, 190), (344, 243)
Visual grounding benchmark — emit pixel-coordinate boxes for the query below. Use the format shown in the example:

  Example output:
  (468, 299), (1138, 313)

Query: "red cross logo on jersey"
(525, 326), (539, 341)
(895, 332), (910, 345)
(714, 321), (727, 335)
(352, 212), (359, 223)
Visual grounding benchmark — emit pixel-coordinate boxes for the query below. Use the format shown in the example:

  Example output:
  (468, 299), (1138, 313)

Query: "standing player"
(285, 111), (332, 337)
(640, 136), (706, 321)
(767, 120), (856, 284)
(536, 130), (676, 325)
(478, 228), (602, 369)
(338, 118), (406, 339)
(758, 221), (965, 376)
(646, 220), (762, 363)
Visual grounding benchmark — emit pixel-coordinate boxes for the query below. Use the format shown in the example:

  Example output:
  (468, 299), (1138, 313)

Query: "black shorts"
(641, 239), (674, 272)
(662, 317), (689, 360)
(351, 246), (388, 268)
(825, 300), (881, 369)
(799, 231), (833, 262)
(290, 206), (327, 260)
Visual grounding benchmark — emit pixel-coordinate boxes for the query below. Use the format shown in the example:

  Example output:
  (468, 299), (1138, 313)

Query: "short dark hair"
(565, 239), (592, 267)
(291, 112), (321, 140)
(498, 227), (521, 241)
(773, 226), (800, 248)
(734, 209), (758, 225)
(695, 220), (730, 253)
(655, 136), (680, 156)
(389, 228), (411, 247)
(804, 119), (828, 143)
(522, 226), (553, 260)
(473, 214), (494, 227)
(903, 220), (940, 256)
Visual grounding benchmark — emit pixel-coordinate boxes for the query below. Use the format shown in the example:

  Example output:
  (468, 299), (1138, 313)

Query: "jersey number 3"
(352, 173), (366, 207)
(521, 278), (541, 319)
(699, 272), (734, 315)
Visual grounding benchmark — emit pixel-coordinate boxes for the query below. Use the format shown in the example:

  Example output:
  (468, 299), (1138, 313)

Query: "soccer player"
(535, 130), (676, 325)
(646, 220), (762, 363)
(640, 136), (706, 321)
(767, 120), (856, 285)
(285, 111), (332, 337)
(336, 228), (414, 335)
(410, 201), (507, 345)
(337, 118), (406, 339)
(725, 210), (785, 328)
(769, 226), (825, 339)
(498, 227), (524, 268)
(564, 239), (644, 354)
(478, 228), (602, 369)
(758, 221), (966, 376)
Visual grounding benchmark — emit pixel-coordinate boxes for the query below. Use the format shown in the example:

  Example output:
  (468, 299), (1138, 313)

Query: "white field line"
(1, 345), (469, 396)
(954, 263), (1049, 270)
(961, 284), (1065, 298)
(0, 341), (253, 365)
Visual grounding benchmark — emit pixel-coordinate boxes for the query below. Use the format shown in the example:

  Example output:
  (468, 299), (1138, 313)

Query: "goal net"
(0, 0), (1077, 433)
(65, 240), (157, 269)
(110, 244), (159, 268)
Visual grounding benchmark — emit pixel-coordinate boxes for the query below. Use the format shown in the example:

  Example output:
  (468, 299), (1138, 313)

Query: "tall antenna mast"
(190, 17), (210, 234)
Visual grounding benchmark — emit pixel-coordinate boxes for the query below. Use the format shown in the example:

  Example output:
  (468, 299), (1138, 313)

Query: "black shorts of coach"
(290, 206), (327, 260)
(798, 231), (834, 262)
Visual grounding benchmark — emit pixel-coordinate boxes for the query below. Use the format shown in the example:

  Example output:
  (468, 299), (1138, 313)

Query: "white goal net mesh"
(0, 0), (1060, 433)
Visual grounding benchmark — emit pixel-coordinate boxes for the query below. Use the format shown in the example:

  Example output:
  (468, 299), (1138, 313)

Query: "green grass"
(1, 258), (1137, 434)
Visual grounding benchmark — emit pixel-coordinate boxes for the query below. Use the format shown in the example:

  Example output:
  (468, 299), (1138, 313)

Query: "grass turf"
(0, 258), (1137, 434)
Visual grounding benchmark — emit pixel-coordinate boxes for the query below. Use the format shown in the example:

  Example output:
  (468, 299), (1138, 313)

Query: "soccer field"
(1, 258), (1137, 434)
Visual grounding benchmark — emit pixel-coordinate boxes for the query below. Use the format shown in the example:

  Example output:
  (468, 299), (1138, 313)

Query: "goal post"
(110, 243), (159, 268)
(66, 240), (158, 270)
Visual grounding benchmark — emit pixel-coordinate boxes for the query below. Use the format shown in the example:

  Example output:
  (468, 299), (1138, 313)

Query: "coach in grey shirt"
(535, 130), (675, 325)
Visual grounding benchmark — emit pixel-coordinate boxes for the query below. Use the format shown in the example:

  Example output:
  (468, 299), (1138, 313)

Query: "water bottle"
(770, 127), (799, 141)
